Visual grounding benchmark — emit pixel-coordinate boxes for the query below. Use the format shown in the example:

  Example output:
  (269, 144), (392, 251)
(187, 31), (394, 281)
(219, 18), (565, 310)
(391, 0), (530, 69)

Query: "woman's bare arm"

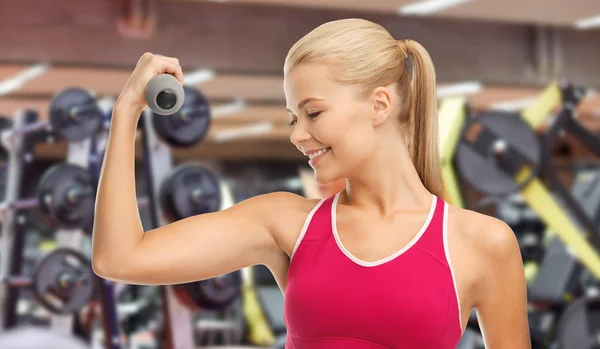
(91, 53), (296, 285)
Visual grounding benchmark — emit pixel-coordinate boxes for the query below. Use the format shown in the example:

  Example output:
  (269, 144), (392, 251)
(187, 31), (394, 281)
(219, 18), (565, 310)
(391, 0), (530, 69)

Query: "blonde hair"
(284, 18), (444, 199)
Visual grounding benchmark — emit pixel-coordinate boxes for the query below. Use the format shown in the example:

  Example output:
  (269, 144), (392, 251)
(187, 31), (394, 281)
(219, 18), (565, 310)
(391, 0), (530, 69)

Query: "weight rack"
(0, 110), (40, 330)
(140, 107), (244, 348)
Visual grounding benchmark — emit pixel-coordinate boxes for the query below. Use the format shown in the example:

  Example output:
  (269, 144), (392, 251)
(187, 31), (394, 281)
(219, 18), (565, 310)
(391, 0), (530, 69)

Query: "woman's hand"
(116, 53), (185, 113)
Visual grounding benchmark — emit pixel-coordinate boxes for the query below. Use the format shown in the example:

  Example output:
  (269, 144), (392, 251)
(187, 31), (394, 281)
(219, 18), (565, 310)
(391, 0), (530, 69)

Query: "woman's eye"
(308, 111), (321, 119)
(289, 119), (297, 126)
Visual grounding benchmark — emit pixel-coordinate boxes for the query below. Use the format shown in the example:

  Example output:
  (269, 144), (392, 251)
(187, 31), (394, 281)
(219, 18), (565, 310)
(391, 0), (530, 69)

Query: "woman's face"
(284, 63), (380, 184)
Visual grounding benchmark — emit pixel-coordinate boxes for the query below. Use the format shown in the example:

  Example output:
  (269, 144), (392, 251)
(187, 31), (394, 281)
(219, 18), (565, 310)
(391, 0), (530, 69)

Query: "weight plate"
(31, 248), (95, 315)
(49, 87), (102, 142)
(159, 163), (221, 221)
(173, 271), (242, 311)
(557, 296), (600, 349)
(152, 86), (211, 148)
(456, 110), (541, 197)
(37, 163), (95, 229)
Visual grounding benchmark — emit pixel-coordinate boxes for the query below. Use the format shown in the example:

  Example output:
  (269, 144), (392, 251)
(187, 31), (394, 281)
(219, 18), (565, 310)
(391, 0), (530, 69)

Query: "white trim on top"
(290, 198), (327, 261)
(443, 201), (463, 333)
(332, 193), (437, 267)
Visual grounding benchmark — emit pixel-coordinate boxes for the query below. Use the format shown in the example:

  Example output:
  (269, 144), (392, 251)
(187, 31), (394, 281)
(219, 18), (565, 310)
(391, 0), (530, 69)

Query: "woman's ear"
(371, 86), (393, 127)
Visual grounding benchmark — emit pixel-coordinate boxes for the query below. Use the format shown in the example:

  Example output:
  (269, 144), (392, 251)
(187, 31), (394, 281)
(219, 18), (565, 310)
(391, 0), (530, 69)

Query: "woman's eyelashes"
(308, 111), (322, 119)
(288, 111), (322, 126)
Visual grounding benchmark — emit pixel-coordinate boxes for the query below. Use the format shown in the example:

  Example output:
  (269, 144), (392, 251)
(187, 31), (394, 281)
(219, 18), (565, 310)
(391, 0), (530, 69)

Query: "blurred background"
(0, 0), (600, 348)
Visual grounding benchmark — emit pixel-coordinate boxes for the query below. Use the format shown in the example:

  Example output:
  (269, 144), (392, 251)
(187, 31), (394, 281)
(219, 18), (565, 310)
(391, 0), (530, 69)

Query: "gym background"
(1, 0), (600, 348)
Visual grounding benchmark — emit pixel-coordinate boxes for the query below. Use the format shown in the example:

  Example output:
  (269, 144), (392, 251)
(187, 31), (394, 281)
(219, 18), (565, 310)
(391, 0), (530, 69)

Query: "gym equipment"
(0, 326), (89, 349)
(37, 164), (96, 229)
(496, 196), (546, 283)
(456, 110), (540, 203)
(0, 110), (50, 330)
(173, 272), (242, 311)
(139, 105), (243, 348)
(438, 83), (600, 348)
(243, 265), (287, 348)
(555, 295), (600, 349)
(0, 117), (12, 164)
(438, 96), (469, 208)
(151, 85), (211, 148)
(159, 163), (222, 221)
(454, 81), (600, 281)
(1, 248), (93, 315)
(0, 88), (102, 143)
(146, 74), (185, 116)
(4, 159), (218, 231)
(86, 111), (128, 349)
(529, 168), (600, 304)
(0, 163), (95, 229)
(0, 104), (108, 334)
(32, 248), (94, 314)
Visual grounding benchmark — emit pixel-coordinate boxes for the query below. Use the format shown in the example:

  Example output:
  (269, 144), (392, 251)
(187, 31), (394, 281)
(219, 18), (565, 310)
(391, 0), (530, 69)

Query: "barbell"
(0, 80), (211, 156)
(0, 160), (222, 230)
(0, 88), (103, 144)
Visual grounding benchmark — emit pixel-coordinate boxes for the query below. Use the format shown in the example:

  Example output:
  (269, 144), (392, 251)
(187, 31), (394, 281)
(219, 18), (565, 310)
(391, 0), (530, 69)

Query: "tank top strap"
(289, 195), (335, 260)
(412, 196), (450, 268)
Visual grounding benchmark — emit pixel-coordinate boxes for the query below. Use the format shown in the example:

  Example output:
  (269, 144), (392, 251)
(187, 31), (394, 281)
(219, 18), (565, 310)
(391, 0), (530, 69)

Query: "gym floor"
(1, 1), (600, 348)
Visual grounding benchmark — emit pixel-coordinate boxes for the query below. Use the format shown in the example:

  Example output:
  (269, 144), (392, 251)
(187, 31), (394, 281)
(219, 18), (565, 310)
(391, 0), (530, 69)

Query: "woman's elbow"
(91, 252), (132, 281)
(92, 254), (117, 279)
(92, 256), (109, 278)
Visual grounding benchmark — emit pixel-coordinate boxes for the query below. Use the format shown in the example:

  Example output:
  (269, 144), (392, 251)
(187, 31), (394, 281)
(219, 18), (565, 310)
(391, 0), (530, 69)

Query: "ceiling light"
(183, 69), (215, 85)
(436, 81), (482, 97)
(212, 99), (247, 118)
(489, 97), (538, 111)
(399, 0), (473, 15)
(575, 15), (600, 30)
(0, 64), (49, 96)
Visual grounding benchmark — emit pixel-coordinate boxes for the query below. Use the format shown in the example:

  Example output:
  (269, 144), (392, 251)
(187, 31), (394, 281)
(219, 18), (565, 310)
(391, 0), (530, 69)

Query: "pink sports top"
(284, 193), (463, 348)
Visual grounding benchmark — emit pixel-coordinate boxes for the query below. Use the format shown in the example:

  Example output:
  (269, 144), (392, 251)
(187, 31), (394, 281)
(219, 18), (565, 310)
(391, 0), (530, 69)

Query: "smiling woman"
(91, 17), (530, 349)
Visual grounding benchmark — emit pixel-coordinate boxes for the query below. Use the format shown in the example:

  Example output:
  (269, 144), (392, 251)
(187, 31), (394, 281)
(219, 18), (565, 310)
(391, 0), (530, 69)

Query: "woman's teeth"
(309, 148), (330, 160)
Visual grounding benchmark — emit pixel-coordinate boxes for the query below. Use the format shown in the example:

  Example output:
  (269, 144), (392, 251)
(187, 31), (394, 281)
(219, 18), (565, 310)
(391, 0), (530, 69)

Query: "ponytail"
(399, 39), (444, 199)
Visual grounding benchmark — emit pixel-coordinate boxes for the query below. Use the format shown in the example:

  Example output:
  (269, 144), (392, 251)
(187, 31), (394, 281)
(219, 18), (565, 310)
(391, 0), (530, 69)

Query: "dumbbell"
(0, 88), (102, 144)
(146, 74), (212, 147)
(0, 248), (94, 315)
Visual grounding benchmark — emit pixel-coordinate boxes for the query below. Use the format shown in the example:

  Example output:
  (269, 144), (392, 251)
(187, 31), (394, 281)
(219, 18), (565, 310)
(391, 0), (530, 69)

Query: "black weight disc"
(31, 248), (94, 315)
(159, 163), (221, 221)
(557, 296), (600, 349)
(49, 87), (102, 142)
(175, 271), (242, 311)
(456, 110), (541, 197)
(152, 86), (211, 148)
(37, 164), (95, 229)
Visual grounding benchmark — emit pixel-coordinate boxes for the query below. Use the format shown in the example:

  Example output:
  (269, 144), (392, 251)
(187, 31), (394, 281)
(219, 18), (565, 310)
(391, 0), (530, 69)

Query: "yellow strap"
(521, 81), (562, 130)
(241, 266), (275, 345)
(520, 177), (600, 279)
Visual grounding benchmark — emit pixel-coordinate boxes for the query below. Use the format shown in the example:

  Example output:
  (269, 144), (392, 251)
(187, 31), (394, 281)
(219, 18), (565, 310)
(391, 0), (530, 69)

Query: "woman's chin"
(317, 177), (346, 198)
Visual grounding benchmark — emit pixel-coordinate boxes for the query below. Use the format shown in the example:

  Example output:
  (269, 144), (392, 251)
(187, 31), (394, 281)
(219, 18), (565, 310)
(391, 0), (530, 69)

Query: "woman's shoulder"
(250, 191), (324, 215)
(447, 204), (520, 264)
(445, 204), (523, 310)
(250, 191), (328, 253)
